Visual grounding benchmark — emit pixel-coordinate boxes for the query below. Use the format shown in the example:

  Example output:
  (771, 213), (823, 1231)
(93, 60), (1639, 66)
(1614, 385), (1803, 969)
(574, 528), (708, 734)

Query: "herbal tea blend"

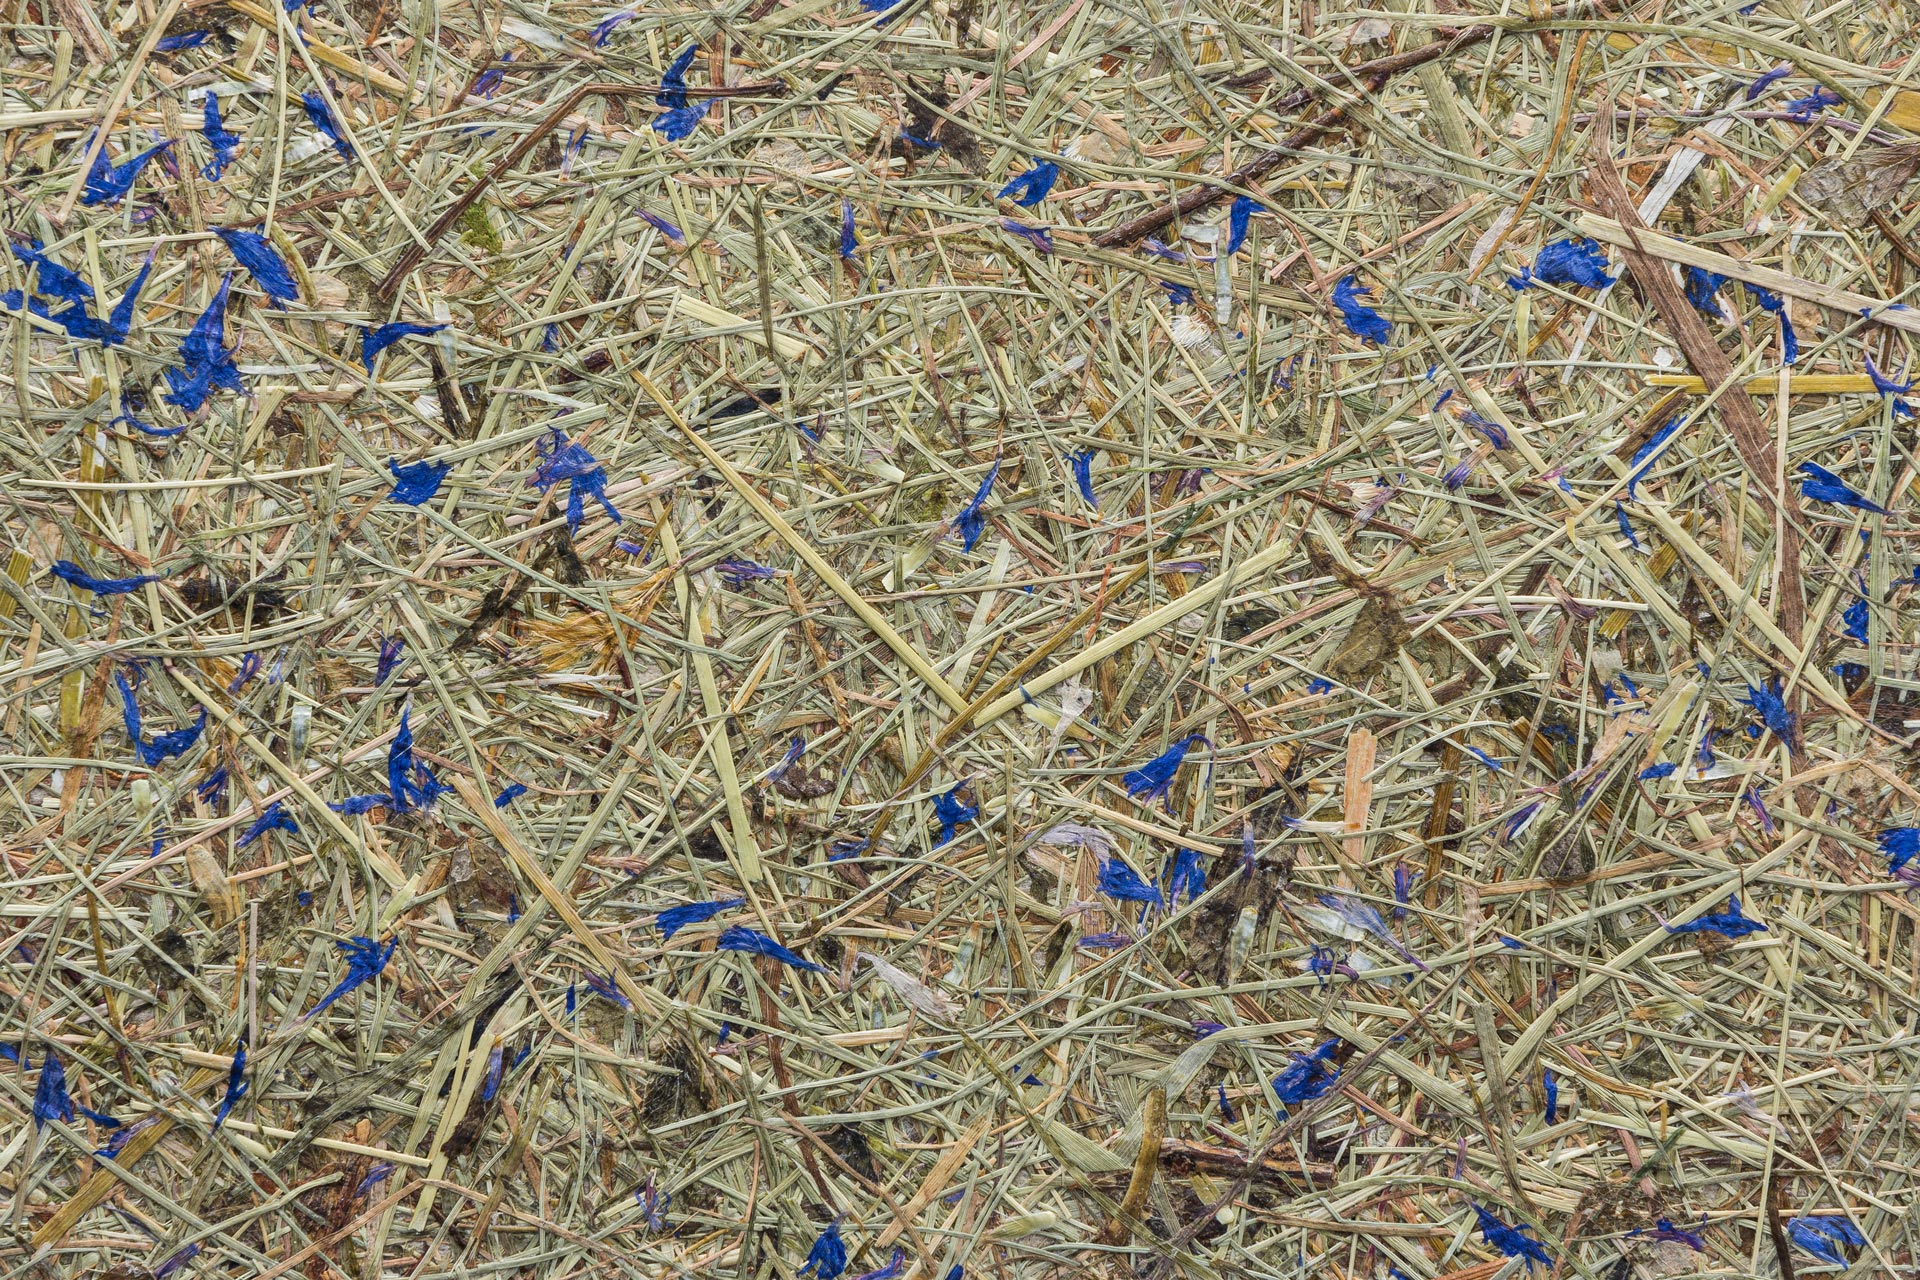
(1, 3), (1915, 1279)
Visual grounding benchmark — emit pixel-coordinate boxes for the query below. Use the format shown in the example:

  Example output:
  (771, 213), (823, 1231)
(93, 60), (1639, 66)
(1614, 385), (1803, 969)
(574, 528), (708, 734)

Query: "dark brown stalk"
(1093, 0), (1619, 249)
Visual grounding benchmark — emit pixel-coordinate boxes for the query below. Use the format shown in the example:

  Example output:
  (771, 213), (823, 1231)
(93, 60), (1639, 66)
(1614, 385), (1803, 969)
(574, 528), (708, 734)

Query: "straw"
(4, 2), (1920, 1279)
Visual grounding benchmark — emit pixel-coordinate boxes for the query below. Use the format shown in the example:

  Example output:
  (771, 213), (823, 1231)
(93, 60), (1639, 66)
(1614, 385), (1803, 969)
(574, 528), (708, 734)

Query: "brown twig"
(376, 83), (652, 300)
(1093, 0), (1618, 249)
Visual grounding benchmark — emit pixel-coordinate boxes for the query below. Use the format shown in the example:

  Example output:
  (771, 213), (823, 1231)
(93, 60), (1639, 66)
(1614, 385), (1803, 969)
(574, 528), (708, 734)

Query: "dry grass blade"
(3, 2), (1919, 1279)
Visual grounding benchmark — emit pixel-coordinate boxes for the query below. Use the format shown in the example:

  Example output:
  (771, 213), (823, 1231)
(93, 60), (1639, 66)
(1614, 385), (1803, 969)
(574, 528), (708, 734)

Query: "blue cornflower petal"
(51, 560), (158, 595)
(1000, 220), (1053, 253)
(1122, 733), (1209, 804)
(1843, 596), (1869, 644)
(157, 30), (216, 50)
(330, 794), (390, 815)
(652, 99), (712, 141)
(657, 44), (699, 108)
(1305, 948), (1336, 990)
(1472, 1205), (1552, 1272)
(1638, 1218), (1708, 1251)
(954, 458), (999, 551)
(589, 8), (638, 46)
(1166, 847), (1207, 903)
(1542, 1066), (1558, 1123)
(305, 935), (397, 1019)
(494, 782), (528, 807)
(1391, 862), (1416, 917)
(1783, 87), (1841, 122)
(1271, 1038), (1341, 1108)
(932, 783), (978, 844)
(530, 429), (622, 535)
(716, 925), (826, 973)
(473, 59), (509, 98)
(32, 1052), (75, 1129)
(357, 1162), (396, 1198)
(584, 970), (632, 1010)
(1316, 891), (1427, 970)
(639, 210), (685, 243)
(384, 706), (448, 811)
(1879, 827), (1920, 873)
(1683, 266), (1729, 319)
(9, 238), (92, 308)
(1458, 408), (1508, 449)
(1227, 195), (1260, 255)
(1743, 677), (1798, 747)
(996, 160), (1059, 207)
(195, 766), (229, 807)
(162, 275), (243, 411)
(152, 1245), (200, 1280)
(1865, 354), (1915, 418)
(800, 1222), (847, 1280)
(1070, 448), (1097, 507)
(213, 1037), (248, 1130)
(766, 735), (807, 781)
(840, 198), (857, 261)
(82, 138), (173, 206)
(851, 1249), (905, 1280)
(384, 706), (421, 805)
(302, 92), (353, 158)
(716, 559), (778, 584)
(237, 801), (298, 847)
(1746, 63), (1792, 100)
(1332, 275), (1391, 344)
(0, 289), (54, 321)
(361, 321), (447, 373)
(1666, 895), (1766, 938)
(202, 93), (241, 181)
(562, 125), (590, 173)
(1502, 801), (1543, 843)
(1865, 354), (1913, 398)
(212, 228), (299, 304)
(387, 457), (451, 505)
(1746, 284), (1798, 364)
(1616, 502), (1640, 550)
(1627, 416), (1684, 499)
(1800, 461), (1887, 514)
(655, 896), (745, 939)
(115, 672), (206, 767)
(90, 254), (156, 349)
(135, 707), (207, 768)
(1508, 238), (1614, 291)
(1787, 1215), (1864, 1266)
(1098, 858), (1163, 906)
(377, 633), (405, 685)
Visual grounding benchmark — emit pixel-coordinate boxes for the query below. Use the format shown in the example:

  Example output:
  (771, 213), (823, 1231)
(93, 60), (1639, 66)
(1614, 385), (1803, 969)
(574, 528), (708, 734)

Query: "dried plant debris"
(9, 2), (1920, 1279)
(1797, 142), (1920, 223)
